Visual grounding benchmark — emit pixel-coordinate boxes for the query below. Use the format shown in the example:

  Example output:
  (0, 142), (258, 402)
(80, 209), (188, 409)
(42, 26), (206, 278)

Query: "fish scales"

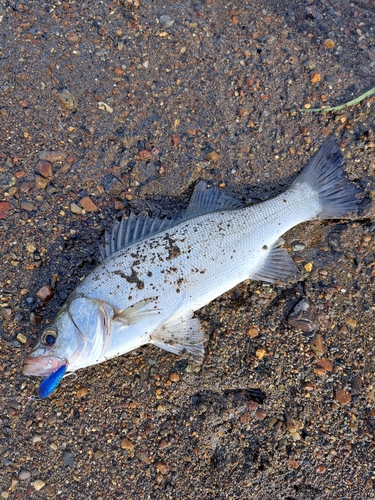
(22, 138), (361, 397)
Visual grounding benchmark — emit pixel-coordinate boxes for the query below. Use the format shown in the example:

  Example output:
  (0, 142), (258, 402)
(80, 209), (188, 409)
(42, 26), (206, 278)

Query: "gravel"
(0, 0), (374, 499)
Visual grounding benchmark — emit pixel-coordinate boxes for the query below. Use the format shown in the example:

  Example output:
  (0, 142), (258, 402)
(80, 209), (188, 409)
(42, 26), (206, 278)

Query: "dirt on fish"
(0, 1), (375, 499)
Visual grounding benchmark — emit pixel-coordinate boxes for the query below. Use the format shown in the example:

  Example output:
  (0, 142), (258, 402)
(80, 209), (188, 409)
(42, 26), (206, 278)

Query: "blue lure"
(38, 365), (67, 399)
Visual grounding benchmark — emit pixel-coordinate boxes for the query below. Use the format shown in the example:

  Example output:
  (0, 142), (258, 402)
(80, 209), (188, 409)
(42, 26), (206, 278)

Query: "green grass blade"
(300, 86), (375, 113)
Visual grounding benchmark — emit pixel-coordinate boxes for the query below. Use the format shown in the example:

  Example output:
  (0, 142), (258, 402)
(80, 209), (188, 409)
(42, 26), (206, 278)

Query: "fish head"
(23, 297), (114, 378)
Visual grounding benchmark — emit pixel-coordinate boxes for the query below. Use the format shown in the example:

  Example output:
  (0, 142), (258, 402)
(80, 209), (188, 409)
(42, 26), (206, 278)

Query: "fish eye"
(41, 329), (57, 346)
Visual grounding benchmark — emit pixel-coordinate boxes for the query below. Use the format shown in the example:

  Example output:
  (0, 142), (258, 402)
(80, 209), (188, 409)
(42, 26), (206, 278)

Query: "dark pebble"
(62, 451), (76, 467)
(25, 296), (36, 306)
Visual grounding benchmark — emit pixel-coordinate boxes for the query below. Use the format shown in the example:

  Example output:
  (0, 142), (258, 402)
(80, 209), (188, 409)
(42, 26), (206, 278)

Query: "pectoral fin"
(113, 297), (160, 327)
(151, 311), (205, 363)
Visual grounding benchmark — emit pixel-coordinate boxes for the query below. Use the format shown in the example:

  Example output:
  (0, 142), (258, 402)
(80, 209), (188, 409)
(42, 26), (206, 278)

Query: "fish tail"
(291, 138), (359, 218)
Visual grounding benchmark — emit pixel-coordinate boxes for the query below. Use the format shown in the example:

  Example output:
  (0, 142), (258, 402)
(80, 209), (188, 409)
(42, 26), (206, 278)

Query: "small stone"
(323, 39), (335, 49)
(239, 413), (250, 424)
(0, 201), (11, 219)
(102, 174), (123, 195)
(205, 151), (220, 162)
(292, 241), (305, 251)
(304, 262), (313, 272)
(94, 450), (104, 459)
(138, 150), (151, 160)
(98, 102), (113, 113)
(309, 333), (324, 356)
(39, 150), (67, 162)
(155, 461), (168, 475)
(47, 414), (56, 424)
(238, 107), (250, 117)
(159, 15), (174, 28)
(255, 348), (266, 360)
(288, 458), (299, 469)
(19, 468), (31, 481)
(32, 434), (42, 444)
(32, 480), (45, 491)
(288, 297), (316, 334)
(335, 390), (351, 405)
(171, 135), (180, 147)
(16, 333), (27, 344)
(169, 373), (180, 382)
(255, 409), (267, 420)
(62, 451), (76, 467)
(36, 285), (54, 302)
(20, 201), (36, 211)
(35, 160), (53, 178)
(284, 412), (303, 433)
(247, 328), (259, 338)
(35, 175), (48, 189)
(315, 464), (326, 474)
(311, 73), (321, 84)
(155, 473), (164, 484)
(70, 203), (83, 215)
(345, 317), (357, 328)
(303, 382), (314, 391)
(1, 491), (9, 499)
(315, 358), (333, 372)
(0, 308), (12, 321)
(80, 196), (98, 212)
(120, 437), (134, 451)
(56, 89), (77, 111)
(351, 376), (362, 394)
(76, 387), (89, 397)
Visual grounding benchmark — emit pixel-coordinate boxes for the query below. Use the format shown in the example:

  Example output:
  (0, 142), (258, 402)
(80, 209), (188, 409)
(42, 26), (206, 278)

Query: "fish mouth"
(22, 355), (67, 377)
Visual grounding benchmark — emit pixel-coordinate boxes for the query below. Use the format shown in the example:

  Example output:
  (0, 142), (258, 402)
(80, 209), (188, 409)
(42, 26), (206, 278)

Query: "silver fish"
(23, 139), (359, 396)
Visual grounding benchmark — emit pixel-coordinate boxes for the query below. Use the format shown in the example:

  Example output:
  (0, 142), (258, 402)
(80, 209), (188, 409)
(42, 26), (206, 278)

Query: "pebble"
(35, 160), (53, 178)
(0, 308), (12, 321)
(169, 372), (180, 382)
(309, 333), (324, 356)
(155, 461), (168, 475)
(287, 297), (317, 334)
(70, 203), (83, 214)
(1, 491), (9, 499)
(247, 327), (259, 338)
(35, 175), (48, 188)
(120, 437), (134, 450)
(80, 196), (98, 212)
(315, 358), (333, 372)
(25, 296), (35, 306)
(19, 468), (31, 481)
(76, 387), (89, 397)
(159, 15), (174, 28)
(32, 480), (46, 491)
(205, 151), (220, 162)
(94, 450), (104, 459)
(255, 408), (267, 420)
(39, 150), (67, 162)
(20, 201), (36, 211)
(0, 172), (16, 188)
(292, 241), (305, 251)
(47, 414), (57, 424)
(304, 262), (313, 272)
(315, 464), (326, 474)
(56, 89), (77, 111)
(311, 73), (321, 84)
(32, 434), (42, 444)
(255, 348), (266, 360)
(0, 201), (11, 219)
(335, 390), (351, 405)
(102, 174), (123, 195)
(323, 38), (335, 49)
(16, 333), (27, 344)
(36, 285), (54, 302)
(62, 451), (76, 467)
(345, 317), (357, 328)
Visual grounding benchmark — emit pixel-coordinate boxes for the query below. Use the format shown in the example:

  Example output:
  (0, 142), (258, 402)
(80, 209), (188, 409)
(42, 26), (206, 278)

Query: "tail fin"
(291, 138), (359, 219)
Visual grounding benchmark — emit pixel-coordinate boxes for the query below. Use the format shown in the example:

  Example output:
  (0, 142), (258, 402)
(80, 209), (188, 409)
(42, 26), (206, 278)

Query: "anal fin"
(151, 312), (205, 363)
(249, 238), (299, 283)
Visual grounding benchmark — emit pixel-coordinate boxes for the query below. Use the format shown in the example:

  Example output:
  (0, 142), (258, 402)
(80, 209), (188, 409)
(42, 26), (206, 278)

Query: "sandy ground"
(0, 0), (375, 498)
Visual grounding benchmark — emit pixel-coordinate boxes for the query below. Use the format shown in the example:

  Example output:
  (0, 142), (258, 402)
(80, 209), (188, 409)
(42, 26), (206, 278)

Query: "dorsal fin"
(100, 181), (245, 260)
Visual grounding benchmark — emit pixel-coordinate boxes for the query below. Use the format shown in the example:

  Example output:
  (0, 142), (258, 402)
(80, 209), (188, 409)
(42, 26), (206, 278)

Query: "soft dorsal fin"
(100, 181), (245, 260)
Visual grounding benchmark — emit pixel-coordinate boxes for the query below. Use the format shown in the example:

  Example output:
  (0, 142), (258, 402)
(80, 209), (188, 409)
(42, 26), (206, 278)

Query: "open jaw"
(22, 355), (67, 377)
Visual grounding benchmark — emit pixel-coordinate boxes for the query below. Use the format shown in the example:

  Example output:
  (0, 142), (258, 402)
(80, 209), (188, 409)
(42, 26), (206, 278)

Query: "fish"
(23, 138), (360, 397)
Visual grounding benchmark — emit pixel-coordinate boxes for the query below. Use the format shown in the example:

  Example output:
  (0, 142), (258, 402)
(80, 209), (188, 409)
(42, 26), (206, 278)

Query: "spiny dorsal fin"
(100, 181), (245, 260)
